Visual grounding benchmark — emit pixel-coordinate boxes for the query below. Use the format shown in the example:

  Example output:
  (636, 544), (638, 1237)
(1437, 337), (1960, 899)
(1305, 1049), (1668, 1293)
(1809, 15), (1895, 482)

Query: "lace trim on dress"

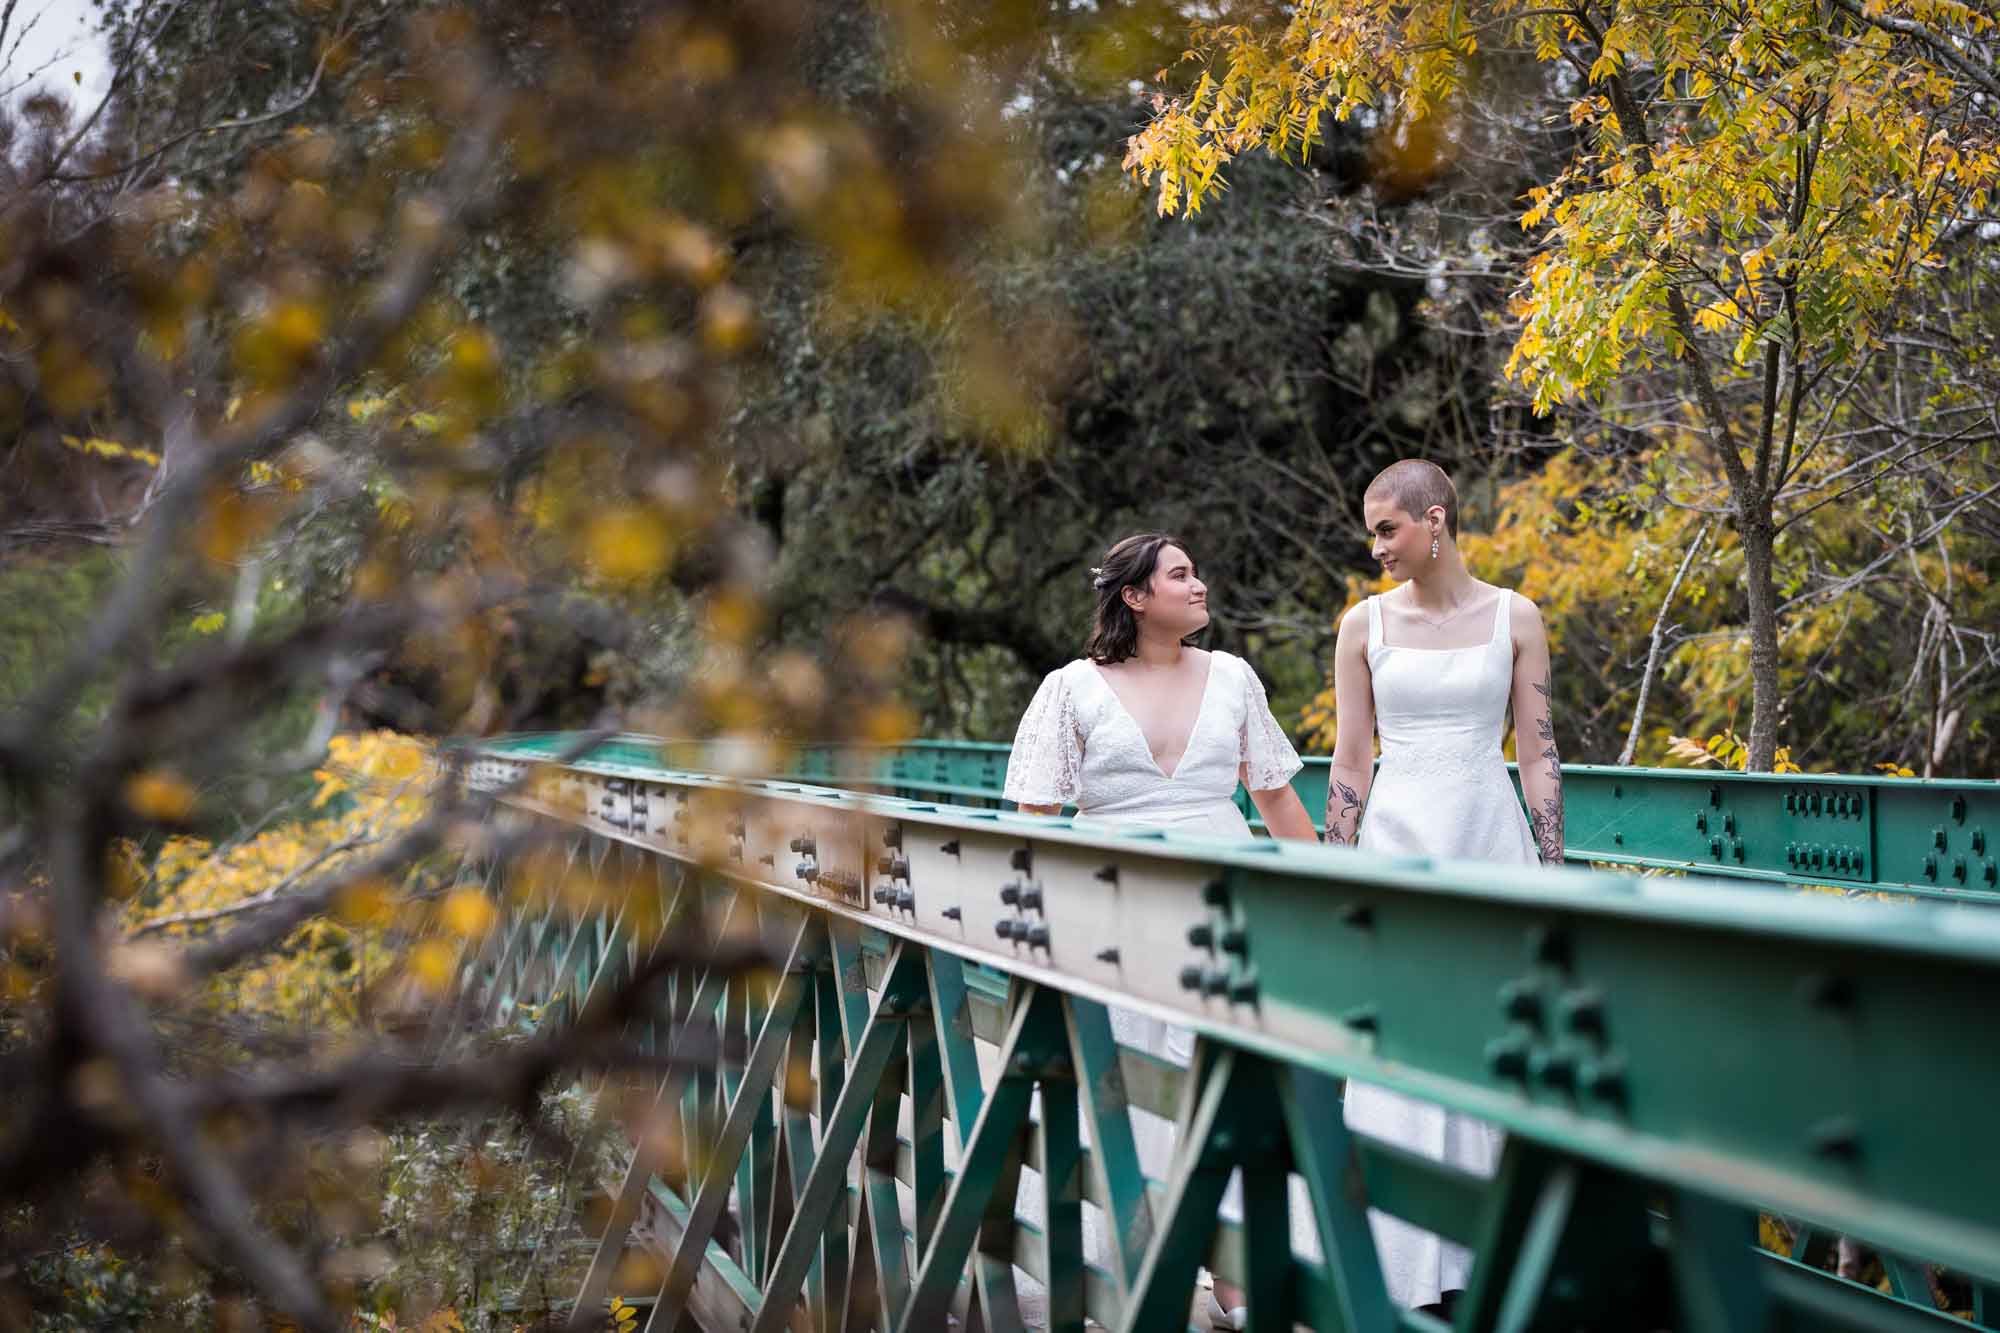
(1235, 656), (1305, 791)
(1002, 667), (1083, 806)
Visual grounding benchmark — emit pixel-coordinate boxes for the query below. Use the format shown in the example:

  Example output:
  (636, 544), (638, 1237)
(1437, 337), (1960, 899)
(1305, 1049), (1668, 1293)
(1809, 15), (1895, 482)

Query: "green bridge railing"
(450, 734), (2000, 1332)
(475, 733), (2000, 904)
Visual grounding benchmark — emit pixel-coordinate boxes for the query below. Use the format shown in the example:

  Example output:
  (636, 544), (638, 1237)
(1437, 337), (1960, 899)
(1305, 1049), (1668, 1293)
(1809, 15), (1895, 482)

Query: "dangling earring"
(1430, 532), (1440, 560)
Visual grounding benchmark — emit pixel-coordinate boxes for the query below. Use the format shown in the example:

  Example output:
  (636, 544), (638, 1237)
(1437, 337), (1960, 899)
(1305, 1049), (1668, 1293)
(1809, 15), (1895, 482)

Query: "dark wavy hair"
(1085, 532), (1198, 665)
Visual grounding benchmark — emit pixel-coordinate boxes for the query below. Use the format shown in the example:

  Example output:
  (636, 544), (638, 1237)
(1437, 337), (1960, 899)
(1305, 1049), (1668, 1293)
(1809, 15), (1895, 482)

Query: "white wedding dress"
(1342, 592), (1528, 1307)
(1002, 650), (1313, 1289)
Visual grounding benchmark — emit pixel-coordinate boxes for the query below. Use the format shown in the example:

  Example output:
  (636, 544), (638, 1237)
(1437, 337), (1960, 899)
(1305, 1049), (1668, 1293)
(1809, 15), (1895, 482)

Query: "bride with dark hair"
(1002, 531), (1316, 1328)
(1004, 532), (1317, 841)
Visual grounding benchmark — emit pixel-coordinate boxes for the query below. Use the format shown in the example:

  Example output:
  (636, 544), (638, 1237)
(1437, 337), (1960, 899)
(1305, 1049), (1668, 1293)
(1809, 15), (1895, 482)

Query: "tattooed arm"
(1324, 603), (1377, 847)
(1509, 594), (1565, 866)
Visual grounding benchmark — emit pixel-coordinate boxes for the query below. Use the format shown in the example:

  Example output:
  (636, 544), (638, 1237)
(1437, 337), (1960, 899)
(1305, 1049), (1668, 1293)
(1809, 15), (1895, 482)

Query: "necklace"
(1407, 594), (1480, 630)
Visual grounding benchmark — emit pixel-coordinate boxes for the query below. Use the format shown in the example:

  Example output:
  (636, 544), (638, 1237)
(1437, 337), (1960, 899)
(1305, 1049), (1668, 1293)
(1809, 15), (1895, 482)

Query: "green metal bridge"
(454, 734), (2000, 1332)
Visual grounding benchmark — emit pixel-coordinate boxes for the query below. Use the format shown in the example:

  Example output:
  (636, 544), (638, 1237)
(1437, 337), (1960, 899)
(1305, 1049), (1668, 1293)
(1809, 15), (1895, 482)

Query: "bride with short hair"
(1328, 458), (1564, 1316)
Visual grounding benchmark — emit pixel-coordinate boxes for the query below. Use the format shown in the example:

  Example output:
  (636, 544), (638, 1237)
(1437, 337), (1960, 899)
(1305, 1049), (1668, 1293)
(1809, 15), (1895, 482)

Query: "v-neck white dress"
(1003, 651), (1309, 1279)
(1002, 649), (1303, 834)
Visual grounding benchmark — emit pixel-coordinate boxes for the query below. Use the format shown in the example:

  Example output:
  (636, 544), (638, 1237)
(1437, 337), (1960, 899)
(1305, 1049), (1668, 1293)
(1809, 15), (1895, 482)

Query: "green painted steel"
(470, 732), (2000, 903)
(454, 738), (2000, 1332)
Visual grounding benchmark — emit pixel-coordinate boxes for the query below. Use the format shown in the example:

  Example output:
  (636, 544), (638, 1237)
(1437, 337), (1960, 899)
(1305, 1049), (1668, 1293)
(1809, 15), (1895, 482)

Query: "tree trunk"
(1736, 501), (1783, 771)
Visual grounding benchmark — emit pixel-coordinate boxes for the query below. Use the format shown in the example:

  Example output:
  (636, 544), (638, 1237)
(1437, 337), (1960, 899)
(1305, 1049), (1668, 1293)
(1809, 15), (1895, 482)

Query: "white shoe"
(1203, 1291), (1248, 1330)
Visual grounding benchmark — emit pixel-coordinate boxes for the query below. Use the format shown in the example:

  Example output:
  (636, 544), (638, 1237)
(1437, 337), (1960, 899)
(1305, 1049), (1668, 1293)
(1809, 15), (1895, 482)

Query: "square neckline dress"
(1344, 589), (1530, 1307)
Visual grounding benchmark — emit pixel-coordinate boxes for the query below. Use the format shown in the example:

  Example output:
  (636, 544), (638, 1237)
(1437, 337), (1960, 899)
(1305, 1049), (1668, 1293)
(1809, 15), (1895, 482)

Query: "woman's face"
(1128, 544), (1208, 636)
(1364, 497), (1436, 582)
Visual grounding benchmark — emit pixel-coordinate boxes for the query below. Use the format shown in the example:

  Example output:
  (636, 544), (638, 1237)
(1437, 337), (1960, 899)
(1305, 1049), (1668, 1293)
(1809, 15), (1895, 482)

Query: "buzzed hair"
(1364, 459), (1459, 537)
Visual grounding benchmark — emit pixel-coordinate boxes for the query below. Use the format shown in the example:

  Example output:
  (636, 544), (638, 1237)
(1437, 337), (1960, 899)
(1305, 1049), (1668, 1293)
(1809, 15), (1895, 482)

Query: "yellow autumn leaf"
(335, 878), (397, 928)
(584, 508), (674, 582)
(408, 938), (459, 993)
(440, 889), (498, 939)
(125, 770), (197, 820)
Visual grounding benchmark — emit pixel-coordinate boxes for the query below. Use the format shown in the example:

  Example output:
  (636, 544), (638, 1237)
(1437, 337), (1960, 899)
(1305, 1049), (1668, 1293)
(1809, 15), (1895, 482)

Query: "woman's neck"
(1128, 627), (1187, 669)
(1405, 553), (1477, 613)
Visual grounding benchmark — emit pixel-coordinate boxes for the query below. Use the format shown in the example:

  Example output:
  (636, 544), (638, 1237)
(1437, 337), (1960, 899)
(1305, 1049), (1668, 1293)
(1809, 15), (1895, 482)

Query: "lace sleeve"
(1003, 668), (1082, 807)
(1237, 657), (1303, 791)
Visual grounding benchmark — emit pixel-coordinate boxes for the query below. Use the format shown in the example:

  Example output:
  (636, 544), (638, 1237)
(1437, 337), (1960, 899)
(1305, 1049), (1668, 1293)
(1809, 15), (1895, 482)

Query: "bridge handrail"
(467, 732), (2000, 904)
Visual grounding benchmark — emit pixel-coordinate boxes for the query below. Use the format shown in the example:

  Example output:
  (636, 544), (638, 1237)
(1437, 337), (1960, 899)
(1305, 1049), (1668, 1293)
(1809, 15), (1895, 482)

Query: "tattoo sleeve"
(1529, 676), (1563, 864)
(1324, 778), (1365, 847)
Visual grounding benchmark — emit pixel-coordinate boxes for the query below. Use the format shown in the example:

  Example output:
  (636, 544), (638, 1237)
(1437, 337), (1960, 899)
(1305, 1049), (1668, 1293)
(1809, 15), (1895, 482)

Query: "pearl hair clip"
(1089, 566), (1111, 589)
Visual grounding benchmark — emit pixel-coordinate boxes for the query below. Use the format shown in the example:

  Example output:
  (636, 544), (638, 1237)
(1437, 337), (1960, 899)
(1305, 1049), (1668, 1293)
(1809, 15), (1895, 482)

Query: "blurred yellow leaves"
(60, 435), (161, 467)
(439, 888), (497, 939)
(198, 485), (284, 565)
(407, 939), (459, 994)
(121, 732), (433, 1028)
(234, 298), (327, 385)
(583, 507), (675, 584)
(125, 769), (198, 821)
(336, 879), (397, 928)
(701, 286), (756, 356)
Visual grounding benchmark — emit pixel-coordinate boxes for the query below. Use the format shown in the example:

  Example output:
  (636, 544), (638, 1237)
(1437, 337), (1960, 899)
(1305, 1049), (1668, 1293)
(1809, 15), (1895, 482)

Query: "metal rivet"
(1178, 965), (1204, 991)
(939, 839), (960, 856)
(1934, 827), (1949, 851)
(995, 919), (1018, 941)
(1341, 903), (1374, 929)
(942, 907), (961, 921)
(1341, 1005), (1379, 1032)
(1201, 878), (1230, 907)
(1093, 864), (1119, 884)
(883, 823), (903, 850)
(1808, 1115), (1861, 1161)
(1095, 948), (1120, 965)
(1531, 1049), (1576, 1090)
(1010, 847), (1032, 872)
(1526, 925), (1570, 969)
(1558, 985), (1604, 1027)
(1186, 922), (1215, 949)
(1485, 1037), (1530, 1080)
(1219, 927), (1248, 955)
(1578, 1056), (1627, 1102)
(1499, 979), (1543, 1024)
(1228, 977), (1259, 1004)
(1799, 974), (1854, 1011)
